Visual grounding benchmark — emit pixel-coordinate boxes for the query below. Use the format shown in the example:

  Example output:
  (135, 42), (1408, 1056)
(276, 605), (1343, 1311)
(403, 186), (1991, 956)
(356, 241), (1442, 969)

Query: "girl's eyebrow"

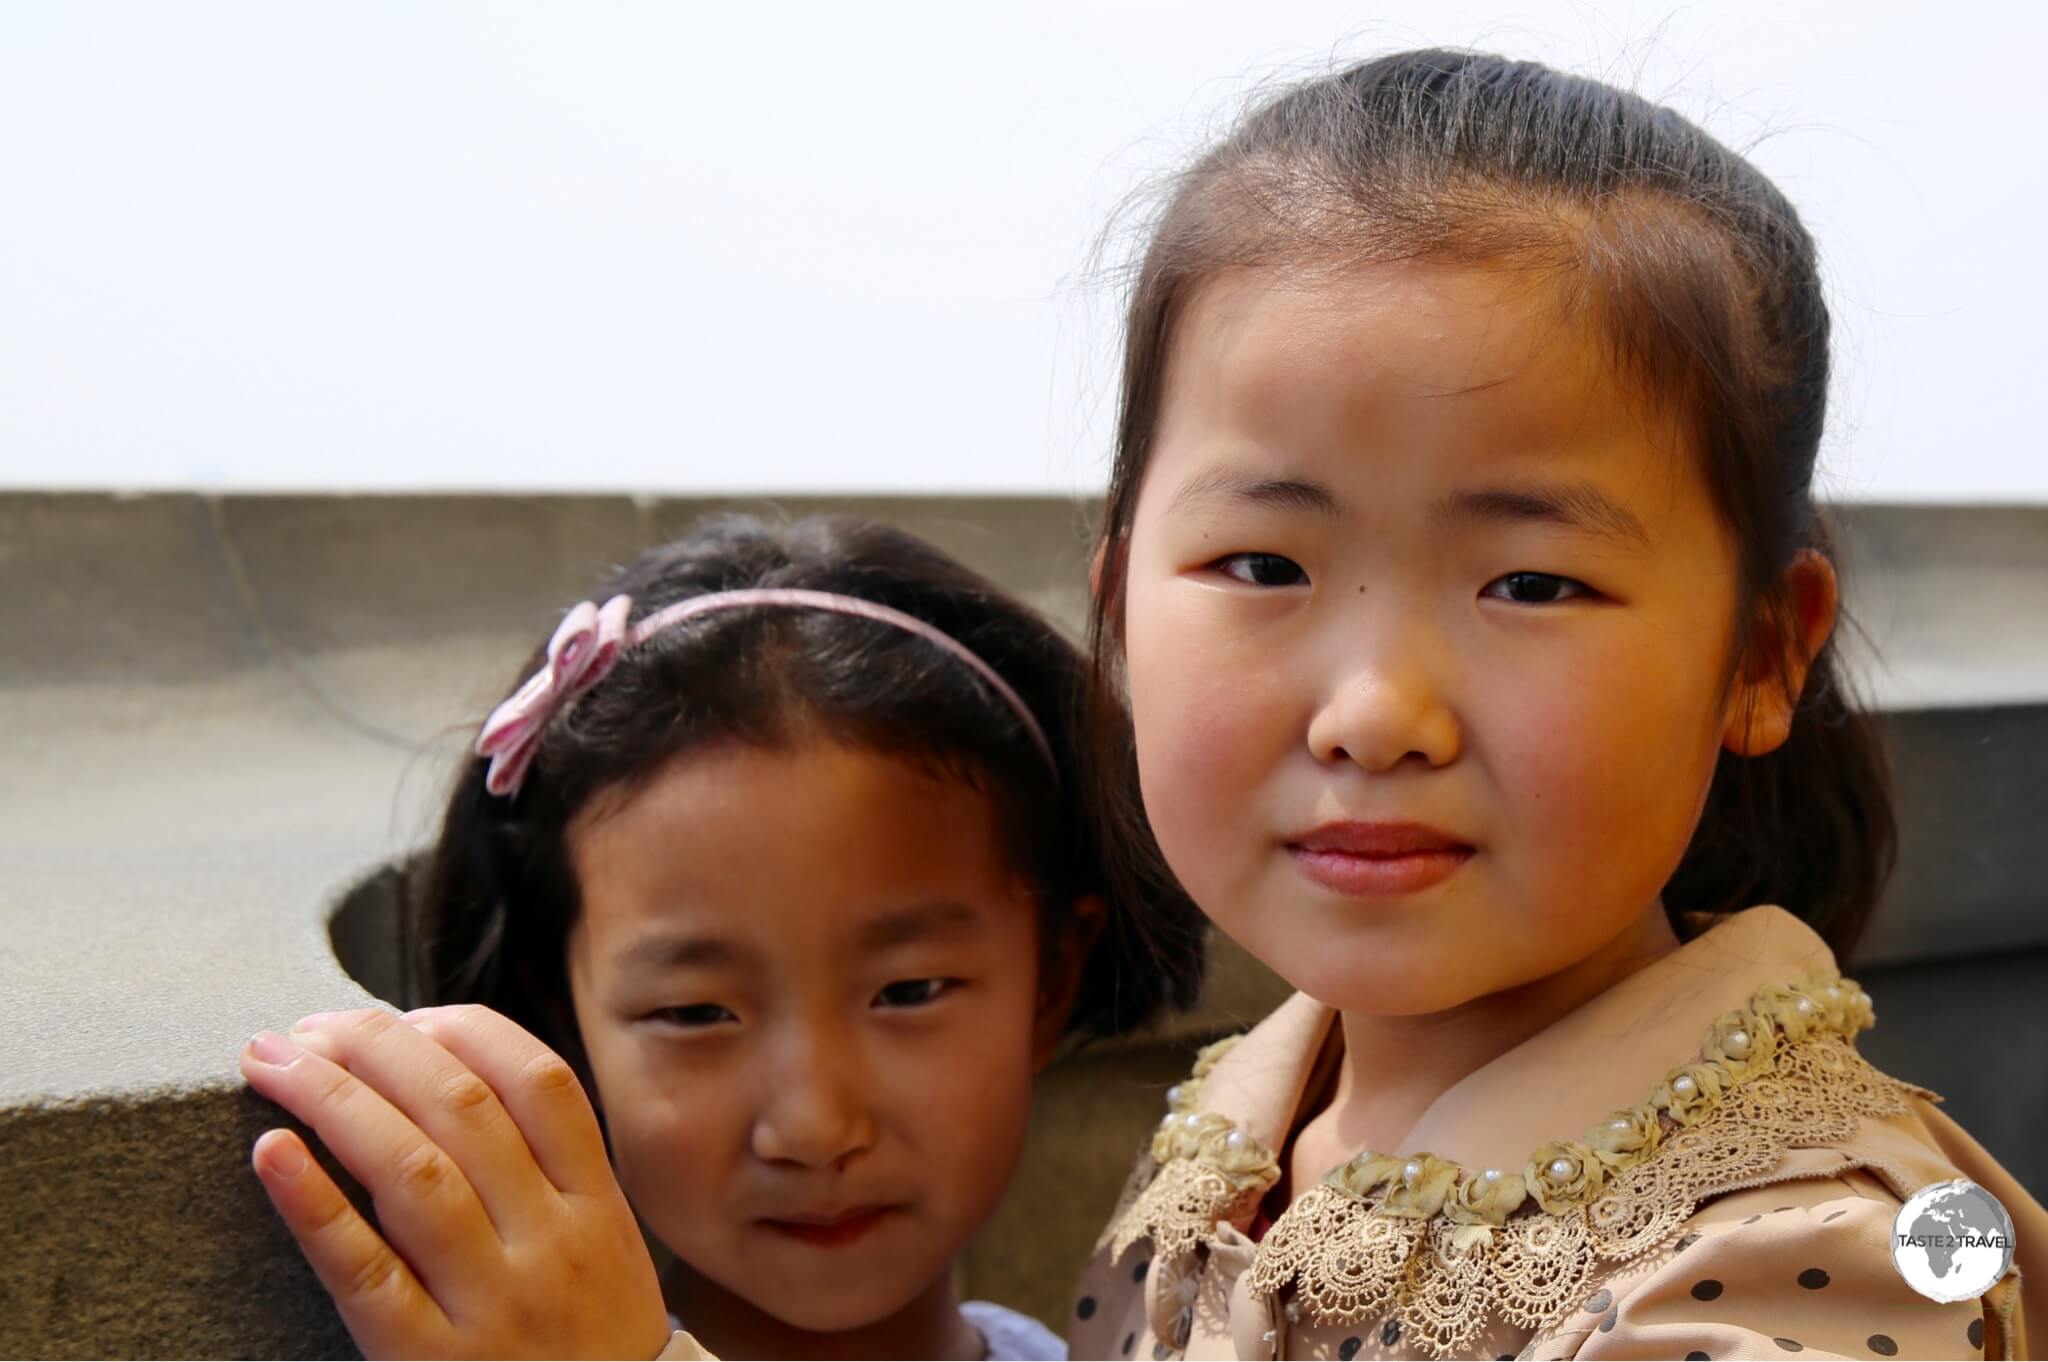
(1432, 483), (1652, 552)
(1167, 465), (1649, 553)
(612, 932), (751, 979)
(856, 899), (986, 952)
(1168, 467), (1344, 519)
(611, 901), (985, 978)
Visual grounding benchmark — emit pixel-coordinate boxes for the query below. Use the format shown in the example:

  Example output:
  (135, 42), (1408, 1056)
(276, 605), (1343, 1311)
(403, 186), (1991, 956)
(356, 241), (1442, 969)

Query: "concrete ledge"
(1, 1089), (357, 1359)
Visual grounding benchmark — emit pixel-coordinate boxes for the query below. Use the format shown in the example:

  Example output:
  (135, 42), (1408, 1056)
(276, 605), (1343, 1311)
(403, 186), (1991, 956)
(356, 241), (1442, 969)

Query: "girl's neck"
(661, 1258), (984, 1362)
(1291, 900), (1682, 1188)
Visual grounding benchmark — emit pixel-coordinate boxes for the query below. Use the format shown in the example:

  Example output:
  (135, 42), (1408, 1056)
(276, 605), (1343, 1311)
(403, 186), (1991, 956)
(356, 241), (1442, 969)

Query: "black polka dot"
(1584, 1288), (1612, 1313)
(1339, 1338), (1363, 1361)
(1774, 1340), (1803, 1353)
(1743, 1214), (1762, 1224)
(1121, 1332), (1135, 1356)
(1867, 1336), (1898, 1357)
(1774, 1205), (1794, 1213)
(1970, 1318), (1986, 1349)
(1600, 1310), (1618, 1333)
(1823, 1210), (1848, 1222)
(1797, 1268), (1830, 1290)
(1676, 1232), (1702, 1251)
(1381, 1318), (1402, 1346)
(1498, 1355), (1515, 1360)
(1691, 1278), (1724, 1301)
(1076, 1296), (1097, 1320)
(1134, 1259), (1150, 1282)
(1686, 1353), (1711, 1361)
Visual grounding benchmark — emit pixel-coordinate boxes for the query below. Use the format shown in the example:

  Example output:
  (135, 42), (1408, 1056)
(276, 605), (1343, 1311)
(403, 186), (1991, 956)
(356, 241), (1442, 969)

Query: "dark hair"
(417, 512), (1205, 1087)
(1087, 49), (1895, 963)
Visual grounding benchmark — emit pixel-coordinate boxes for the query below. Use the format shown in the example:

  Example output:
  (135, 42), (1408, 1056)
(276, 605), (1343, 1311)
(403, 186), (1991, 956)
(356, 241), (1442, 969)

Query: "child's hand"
(239, 1004), (673, 1361)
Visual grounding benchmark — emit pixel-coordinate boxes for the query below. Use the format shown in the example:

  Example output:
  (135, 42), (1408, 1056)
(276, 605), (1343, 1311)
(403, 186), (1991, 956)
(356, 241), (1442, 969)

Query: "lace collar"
(1098, 909), (1918, 1358)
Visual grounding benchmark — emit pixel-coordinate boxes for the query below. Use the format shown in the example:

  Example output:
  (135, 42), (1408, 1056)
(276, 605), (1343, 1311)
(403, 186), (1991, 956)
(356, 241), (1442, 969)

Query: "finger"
(241, 1029), (502, 1310)
(289, 1009), (562, 1239)
(399, 1005), (617, 1201)
(250, 1127), (450, 1359)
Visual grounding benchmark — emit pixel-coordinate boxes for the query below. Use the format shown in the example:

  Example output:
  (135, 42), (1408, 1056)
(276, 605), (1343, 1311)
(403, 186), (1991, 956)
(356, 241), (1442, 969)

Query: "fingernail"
(261, 1133), (307, 1178)
(401, 1007), (436, 1023)
(291, 1011), (343, 1033)
(248, 1030), (302, 1066)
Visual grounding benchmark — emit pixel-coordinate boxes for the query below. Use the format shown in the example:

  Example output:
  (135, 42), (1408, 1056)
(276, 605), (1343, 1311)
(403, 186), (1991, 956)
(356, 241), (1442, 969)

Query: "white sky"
(2, 1), (2042, 501)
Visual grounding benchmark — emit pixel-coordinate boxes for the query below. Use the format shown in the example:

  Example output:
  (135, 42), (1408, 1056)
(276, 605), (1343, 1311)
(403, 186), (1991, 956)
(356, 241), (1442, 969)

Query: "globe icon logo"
(1890, 1179), (2015, 1303)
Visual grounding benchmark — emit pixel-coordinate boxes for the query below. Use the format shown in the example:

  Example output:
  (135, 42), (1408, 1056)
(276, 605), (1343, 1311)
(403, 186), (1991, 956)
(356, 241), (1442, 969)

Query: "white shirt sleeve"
(961, 1299), (1067, 1361)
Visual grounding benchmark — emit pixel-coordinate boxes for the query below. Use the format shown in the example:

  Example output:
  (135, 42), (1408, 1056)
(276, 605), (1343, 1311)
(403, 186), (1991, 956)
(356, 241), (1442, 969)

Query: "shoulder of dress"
(1170, 990), (1332, 1099)
(1090, 1028), (1279, 1268)
(1162, 1031), (1246, 1113)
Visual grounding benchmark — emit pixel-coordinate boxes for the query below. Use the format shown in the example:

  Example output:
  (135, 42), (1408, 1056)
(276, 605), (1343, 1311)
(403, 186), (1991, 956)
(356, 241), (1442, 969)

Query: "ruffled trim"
(1096, 1035), (1282, 1265)
(1101, 970), (1909, 1359)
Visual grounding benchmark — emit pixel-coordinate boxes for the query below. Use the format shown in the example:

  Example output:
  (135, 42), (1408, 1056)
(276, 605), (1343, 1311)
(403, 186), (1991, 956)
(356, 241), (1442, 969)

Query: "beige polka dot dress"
(1066, 908), (2044, 1360)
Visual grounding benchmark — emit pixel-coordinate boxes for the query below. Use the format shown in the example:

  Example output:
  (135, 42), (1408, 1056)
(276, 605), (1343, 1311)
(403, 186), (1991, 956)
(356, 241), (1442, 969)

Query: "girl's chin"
(725, 1274), (930, 1338)
(1295, 972), (1502, 1018)
(1249, 926), (1510, 1017)
(661, 1244), (930, 1339)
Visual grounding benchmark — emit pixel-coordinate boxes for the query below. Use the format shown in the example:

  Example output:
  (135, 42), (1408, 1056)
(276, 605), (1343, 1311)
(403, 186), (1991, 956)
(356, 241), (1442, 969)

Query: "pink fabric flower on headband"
(475, 593), (633, 798)
(473, 587), (1058, 800)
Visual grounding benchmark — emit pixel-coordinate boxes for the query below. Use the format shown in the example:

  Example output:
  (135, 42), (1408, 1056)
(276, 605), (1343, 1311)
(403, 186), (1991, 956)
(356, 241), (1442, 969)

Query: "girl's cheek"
(1131, 630), (1283, 835)
(605, 1053), (742, 1210)
(1128, 585), (1286, 761)
(1479, 641), (1724, 887)
(1142, 677), (1264, 782)
(1485, 666), (1612, 809)
(1131, 658), (1296, 918)
(929, 1003), (1036, 1158)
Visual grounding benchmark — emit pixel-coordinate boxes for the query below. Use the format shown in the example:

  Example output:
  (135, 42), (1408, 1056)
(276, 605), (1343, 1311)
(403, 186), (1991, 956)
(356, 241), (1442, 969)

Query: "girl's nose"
(749, 1032), (878, 1170)
(1305, 655), (1462, 772)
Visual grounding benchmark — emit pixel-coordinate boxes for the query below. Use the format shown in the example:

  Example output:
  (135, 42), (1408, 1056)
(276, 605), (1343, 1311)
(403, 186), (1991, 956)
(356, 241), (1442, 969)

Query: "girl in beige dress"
(1067, 48), (2046, 1362)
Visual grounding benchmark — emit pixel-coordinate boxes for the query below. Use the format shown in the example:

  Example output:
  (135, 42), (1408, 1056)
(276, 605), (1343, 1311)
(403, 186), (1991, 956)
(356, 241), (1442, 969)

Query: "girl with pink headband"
(239, 512), (1205, 1359)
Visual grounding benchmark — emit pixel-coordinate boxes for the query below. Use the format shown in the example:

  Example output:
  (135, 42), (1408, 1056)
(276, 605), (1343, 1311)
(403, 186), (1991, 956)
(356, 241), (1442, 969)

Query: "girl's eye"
(654, 1003), (737, 1029)
(1483, 571), (1592, 605)
(1214, 552), (1309, 587)
(872, 978), (958, 1010)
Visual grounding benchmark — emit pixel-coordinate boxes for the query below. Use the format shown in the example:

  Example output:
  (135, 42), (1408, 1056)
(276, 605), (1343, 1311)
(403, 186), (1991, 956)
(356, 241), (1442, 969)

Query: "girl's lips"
(1285, 844), (1473, 896)
(1289, 820), (1469, 855)
(758, 1205), (899, 1249)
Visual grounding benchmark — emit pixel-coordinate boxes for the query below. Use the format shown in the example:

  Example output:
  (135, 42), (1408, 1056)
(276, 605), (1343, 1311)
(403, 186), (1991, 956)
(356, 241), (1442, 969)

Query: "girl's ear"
(1031, 893), (1107, 1072)
(1722, 549), (1838, 757)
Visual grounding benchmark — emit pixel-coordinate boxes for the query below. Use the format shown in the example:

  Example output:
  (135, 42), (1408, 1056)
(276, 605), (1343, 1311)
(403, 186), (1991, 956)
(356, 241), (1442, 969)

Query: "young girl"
(1067, 50), (2047, 1361)
(238, 513), (1204, 1360)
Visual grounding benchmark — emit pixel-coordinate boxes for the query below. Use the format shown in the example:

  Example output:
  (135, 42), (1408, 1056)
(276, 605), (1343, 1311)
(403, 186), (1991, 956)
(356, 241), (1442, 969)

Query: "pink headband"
(474, 587), (1058, 799)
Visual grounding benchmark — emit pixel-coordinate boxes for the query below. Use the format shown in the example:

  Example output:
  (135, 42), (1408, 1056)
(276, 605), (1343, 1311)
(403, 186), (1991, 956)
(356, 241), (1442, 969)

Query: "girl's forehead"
(567, 740), (1034, 964)
(579, 894), (1018, 995)
(1175, 263), (1621, 410)
(1143, 261), (1696, 508)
